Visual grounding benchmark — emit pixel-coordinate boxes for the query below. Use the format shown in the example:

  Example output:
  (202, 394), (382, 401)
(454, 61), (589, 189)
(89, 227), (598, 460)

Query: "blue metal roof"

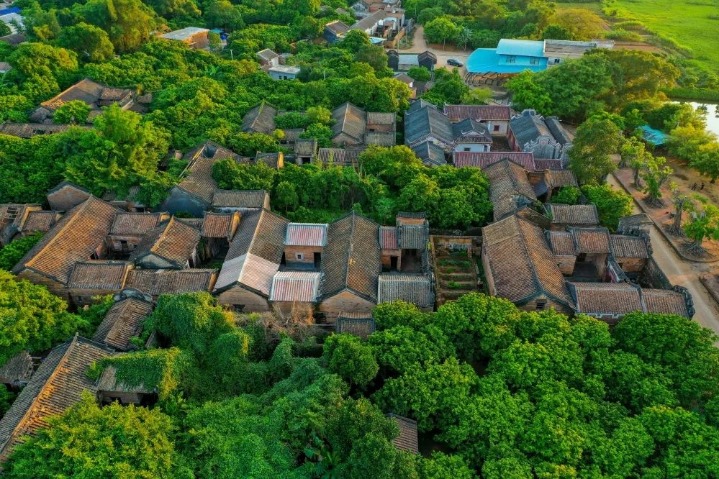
(466, 48), (545, 74)
(496, 39), (545, 58)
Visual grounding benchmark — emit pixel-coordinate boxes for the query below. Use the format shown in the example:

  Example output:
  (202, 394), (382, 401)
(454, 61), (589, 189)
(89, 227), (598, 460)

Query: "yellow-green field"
(559, 0), (719, 71)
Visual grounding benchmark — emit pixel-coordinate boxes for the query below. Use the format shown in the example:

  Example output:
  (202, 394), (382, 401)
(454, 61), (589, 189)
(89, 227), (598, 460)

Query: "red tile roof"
(453, 151), (536, 171)
(67, 261), (132, 290)
(285, 223), (328, 246)
(443, 104), (513, 122)
(379, 226), (398, 249)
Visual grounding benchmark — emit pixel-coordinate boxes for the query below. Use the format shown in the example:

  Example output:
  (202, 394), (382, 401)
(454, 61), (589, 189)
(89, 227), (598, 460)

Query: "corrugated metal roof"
(496, 39), (545, 57)
(269, 271), (321, 302)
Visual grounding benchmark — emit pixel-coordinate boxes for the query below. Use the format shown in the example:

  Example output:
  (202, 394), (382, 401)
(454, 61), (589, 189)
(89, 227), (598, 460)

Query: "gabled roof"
(285, 223), (328, 246)
(404, 103), (453, 146)
(40, 78), (133, 112)
(377, 274), (434, 309)
(129, 217), (200, 268)
(610, 235), (649, 259)
(20, 210), (59, 234)
(412, 141), (447, 166)
(546, 204), (599, 226)
(0, 351), (34, 386)
(0, 336), (113, 461)
(201, 212), (238, 239)
(332, 102), (367, 143)
(320, 212), (381, 301)
(12, 197), (118, 284)
(336, 313), (376, 338)
(642, 289), (690, 317)
(443, 104), (513, 122)
(212, 189), (269, 209)
(92, 297), (153, 351)
(453, 151), (535, 171)
(315, 148), (364, 167)
(379, 226), (398, 249)
(67, 261), (132, 291)
(569, 282), (643, 317)
(570, 227), (611, 254)
(110, 212), (166, 236)
(256, 48), (279, 62)
(482, 215), (573, 308)
(547, 231), (577, 256)
(269, 271), (322, 302)
(510, 110), (554, 148)
(545, 117), (574, 145)
(389, 414), (419, 454)
(214, 209), (288, 295)
(350, 9), (388, 31)
(177, 141), (241, 204)
(242, 102), (278, 134)
(125, 269), (217, 296)
(325, 20), (350, 35)
(451, 118), (492, 143)
(543, 169), (578, 189)
(485, 159), (537, 221)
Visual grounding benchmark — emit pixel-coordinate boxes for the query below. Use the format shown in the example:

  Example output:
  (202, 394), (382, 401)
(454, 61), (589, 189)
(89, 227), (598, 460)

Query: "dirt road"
(607, 175), (719, 335)
(402, 25), (471, 70)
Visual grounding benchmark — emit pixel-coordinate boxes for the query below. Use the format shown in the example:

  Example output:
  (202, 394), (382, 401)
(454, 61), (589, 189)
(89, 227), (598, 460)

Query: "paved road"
(402, 25), (471, 71)
(607, 175), (719, 336)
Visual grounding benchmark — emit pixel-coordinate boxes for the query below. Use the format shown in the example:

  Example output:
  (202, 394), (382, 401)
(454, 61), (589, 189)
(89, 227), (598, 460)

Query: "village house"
(387, 50), (437, 72)
(393, 72), (416, 98)
(124, 269), (218, 299)
(200, 212), (240, 260)
(159, 27), (210, 49)
(106, 212), (169, 256)
(268, 65), (301, 80)
(508, 109), (573, 166)
(335, 313), (376, 338)
(0, 351), (34, 390)
(284, 222), (328, 269)
(452, 151), (535, 170)
(256, 48), (280, 68)
(545, 204), (600, 231)
(129, 217), (201, 269)
(242, 102), (278, 134)
(324, 20), (350, 43)
(212, 189), (271, 213)
(0, 336), (113, 462)
(484, 159), (538, 222)
(443, 104), (513, 136)
(294, 139), (318, 165)
(0, 203), (42, 246)
(349, 10), (403, 38)
(67, 261), (134, 307)
(92, 291), (154, 352)
(411, 142), (447, 166)
(269, 271), (322, 317)
(46, 181), (92, 212)
(331, 102), (397, 147)
(377, 274), (434, 311)
(315, 147), (365, 168)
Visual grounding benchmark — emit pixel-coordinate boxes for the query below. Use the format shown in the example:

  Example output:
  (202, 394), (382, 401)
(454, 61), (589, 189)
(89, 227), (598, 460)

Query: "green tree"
(204, 0), (244, 30)
(4, 393), (187, 479)
(7, 43), (78, 101)
(274, 180), (299, 213)
(0, 234), (43, 271)
(640, 155), (673, 205)
(77, 0), (157, 53)
(506, 71), (552, 114)
(56, 22), (115, 62)
(408, 66), (431, 82)
(569, 116), (623, 185)
(581, 184), (633, 231)
(324, 334), (379, 387)
(683, 199), (719, 250)
(306, 106), (332, 125)
(551, 186), (580, 205)
(424, 16), (460, 49)
(549, 8), (605, 40)
(53, 100), (91, 124)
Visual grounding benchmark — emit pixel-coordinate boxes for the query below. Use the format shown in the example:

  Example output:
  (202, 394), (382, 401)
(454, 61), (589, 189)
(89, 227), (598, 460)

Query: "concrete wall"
(284, 245), (322, 267)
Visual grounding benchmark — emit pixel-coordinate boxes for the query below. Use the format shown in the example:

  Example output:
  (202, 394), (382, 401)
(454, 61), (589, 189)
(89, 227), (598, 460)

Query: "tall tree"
(56, 22), (115, 62)
(569, 116), (623, 184)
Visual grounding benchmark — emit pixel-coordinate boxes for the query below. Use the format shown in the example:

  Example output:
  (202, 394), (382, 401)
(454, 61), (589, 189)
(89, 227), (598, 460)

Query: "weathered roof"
(110, 212), (165, 236)
(404, 103), (453, 146)
(269, 271), (322, 302)
(242, 102), (278, 134)
(256, 48), (279, 62)
(285, 223), (328, 246)
(510, 110), (554, 149)
(379, 226), (398, 250)
(389, 414), (419, 454)
(570, 227), (611, 254)
(177, 142), (241, 204)
(610, 235), (649, 259)
(570, 282), (643, 317)
(125, 269), (217, 296)
(92, 297), (153, 351)
(0, 123), (81, 138)
(545, 117), (574, 145)
(294, 138), (318, 157)
(19, 210), (58, 235)
(40, 78), (129, 111)
(398, 223), (428, 249)
(212, 189), (269, 209)
(547, 231), (577, 256)
(367, 112), (396, 126)
(12, 197), (119, 284)
(546, 204), (599, 226)
(67, 261), (132, 291)
(282, 128), (305, 143)
(95, 365), (153, 394)
(0, 336), (112, 461)
(254, 152), (283, 169)
(642, 289), (690, 317)
(201, 212), (238, 239)
(482, 215), (573, 307)
(484, 159), (537, 221)
(443, 104), (513, 122)
(451, 118), (492, 143)
(0, 351), (34, 385)
(215, 209), (288, 295)
(412, 141), (447, 166)
(129, 217), (200, 268)
(316, 148), (363, 167)
(378, 274), (434, 309)
(365, 132), (397, 146)
(543, 169), (578, 189)
(453, 151), (535, 171)
(320, 212), (381, 301)
(160, 27), (209, 41)
(335, 314), (376, 338)
(332, 102), (367, 143)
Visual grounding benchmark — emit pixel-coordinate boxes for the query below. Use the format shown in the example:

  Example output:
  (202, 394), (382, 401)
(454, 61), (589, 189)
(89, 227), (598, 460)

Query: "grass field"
(558, 0), (719, 71)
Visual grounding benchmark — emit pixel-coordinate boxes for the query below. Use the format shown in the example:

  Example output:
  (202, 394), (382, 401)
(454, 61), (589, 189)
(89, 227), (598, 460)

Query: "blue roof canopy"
(639, 125), (667, 146)
(496, 39), (545, 58)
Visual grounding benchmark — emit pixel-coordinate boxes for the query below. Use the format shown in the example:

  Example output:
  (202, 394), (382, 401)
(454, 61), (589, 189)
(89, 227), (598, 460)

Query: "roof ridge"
(514, 216), (544, 298)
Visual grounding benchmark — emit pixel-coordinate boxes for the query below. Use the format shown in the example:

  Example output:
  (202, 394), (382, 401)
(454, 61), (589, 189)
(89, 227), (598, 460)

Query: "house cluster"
(256, 48), (301, 80)
(323, 2), (406, 45)
(403, 102), (572, 169)
(480, 159), (693, 323)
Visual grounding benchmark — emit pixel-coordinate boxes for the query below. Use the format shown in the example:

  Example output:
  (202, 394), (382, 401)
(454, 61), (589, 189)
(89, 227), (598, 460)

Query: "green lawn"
(606, 0), (719, 70)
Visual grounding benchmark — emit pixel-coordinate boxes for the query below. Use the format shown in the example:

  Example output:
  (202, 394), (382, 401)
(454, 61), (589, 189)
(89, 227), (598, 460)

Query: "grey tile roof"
(545, 117), (574, 145)
(316, 148), (364, 167)
(610, 235), (649, 258)
(404, 103), (453, 146)
(377, 274), (434, 309)
(332, 102), (367, 143)
(510, 110), (554, 149)
(546, 204), (600, 226)
(451, 118), (492, 143)
(212, 189), (269, 209)
(411, 141), (447, 166)
(484, 159), (537, 221)
(242, 102), (278, 134)
(336, 314), (376, 338)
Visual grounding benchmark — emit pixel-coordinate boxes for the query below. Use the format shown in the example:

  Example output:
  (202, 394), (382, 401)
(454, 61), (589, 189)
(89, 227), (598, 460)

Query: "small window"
(493, 125), (500, 132)
(536, 300), (547, 311)
(296, 253), (304, 260)
(530, 57), (539, 65)
(507, 56), (516, 64)
(463, 147), (471, 152)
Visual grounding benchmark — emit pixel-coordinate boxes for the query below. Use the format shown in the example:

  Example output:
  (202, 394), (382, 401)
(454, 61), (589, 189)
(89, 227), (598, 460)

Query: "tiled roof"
(547, 231), (577, 256)
(125, 269), (217, 296)
(92, 298), (153, 351)
(569, 282), (643, 316)
(379, 226), (398, 249)
(316, 148), (364, 167)
(453, 151), (535, 171)
(547, 204), (599, 226)
(294, 139), (318, 157)
(320, 212), (381, 301)
(201, 212), (238, 239)
(256, 48), (279, 62)
(110, 212), (165, 236)
(377, 274), (434, 309)
(443, 104), (513, 122)
(212, 189), (269, 209)
(545, 117), (574, 145)
(332, 102), (367, 143)
(242, 102), (277, 134)
(367, 112), (396, 126)
(269, 272), (321, 302)
(40, 78), (105, 111)
(0, 123), (79, 138)
(411, 141), (447, 166)
(285, 223), (328, 246)
(282, 128), (305, 142)
(482, 215), (572, 307)
(254, 152), (283, 169)
(642, 289), (690, 317)
(0, 336), (112, 461)
(67, 261), (132, 290)
(451, 118), (492, 143)
(398, 224), (428, 249)
(610, 235), (649, 259)
(510, 110), (554, 148)
(543, 169), (577, 189)
(178, 142), (241, 204)
(0, 351), (34, 385)
(404, 103), (453, 146)
(365, 132), (397, 146)
(484, 159), (537, 221)
(534, 159), (564, 170)
(336, 314), (376, 338)
(129, 217), (200, 268)
(389, 414), (419, 454)
(12, 197), (119, 284)
(570, 227), (611, 254)
(215, 209), (288, 295)
(20, 210), (59, 234)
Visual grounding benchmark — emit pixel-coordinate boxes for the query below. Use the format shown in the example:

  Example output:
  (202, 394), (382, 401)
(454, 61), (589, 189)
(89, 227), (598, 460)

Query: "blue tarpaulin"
(639, 125), (668, 146)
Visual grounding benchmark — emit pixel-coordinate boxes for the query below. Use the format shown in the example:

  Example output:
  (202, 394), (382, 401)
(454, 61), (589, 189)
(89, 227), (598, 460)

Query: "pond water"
(680, 101), (719, 137)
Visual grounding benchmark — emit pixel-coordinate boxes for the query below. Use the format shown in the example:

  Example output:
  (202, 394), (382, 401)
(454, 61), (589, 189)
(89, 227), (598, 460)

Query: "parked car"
(447, 58), (463, 67)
